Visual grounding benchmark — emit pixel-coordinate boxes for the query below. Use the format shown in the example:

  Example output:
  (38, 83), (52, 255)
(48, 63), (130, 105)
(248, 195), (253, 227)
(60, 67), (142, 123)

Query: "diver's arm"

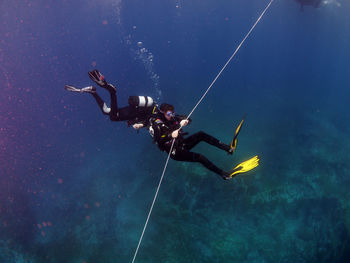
(175, 114), (192, 124)
(132, 123), (144, 130)
(129, 116), (150, 129)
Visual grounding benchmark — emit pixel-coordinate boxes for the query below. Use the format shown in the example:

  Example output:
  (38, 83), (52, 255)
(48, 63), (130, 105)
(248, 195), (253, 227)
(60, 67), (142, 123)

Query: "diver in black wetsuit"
(149, 103), (236, 180)
(65, 69), (156, 129)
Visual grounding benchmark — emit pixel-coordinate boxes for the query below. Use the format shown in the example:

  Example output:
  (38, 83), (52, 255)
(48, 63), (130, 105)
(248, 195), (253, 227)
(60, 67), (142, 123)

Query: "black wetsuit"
(150, 113), (231, 178)
(92, 84), (155, 126)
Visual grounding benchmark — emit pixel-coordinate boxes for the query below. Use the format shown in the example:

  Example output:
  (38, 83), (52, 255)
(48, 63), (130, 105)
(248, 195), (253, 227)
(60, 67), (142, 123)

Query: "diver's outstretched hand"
(132, 123), (144, 130)
(88, 69), (107, 87)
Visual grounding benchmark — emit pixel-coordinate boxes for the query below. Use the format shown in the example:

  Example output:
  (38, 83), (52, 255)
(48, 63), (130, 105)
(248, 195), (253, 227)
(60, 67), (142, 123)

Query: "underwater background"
(1, 0), (350, 262)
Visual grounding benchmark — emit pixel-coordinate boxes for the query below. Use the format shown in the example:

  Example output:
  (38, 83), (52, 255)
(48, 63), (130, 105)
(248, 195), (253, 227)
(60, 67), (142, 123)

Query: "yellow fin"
(230, 117), (245, 154)
(229, 155), (260, 178)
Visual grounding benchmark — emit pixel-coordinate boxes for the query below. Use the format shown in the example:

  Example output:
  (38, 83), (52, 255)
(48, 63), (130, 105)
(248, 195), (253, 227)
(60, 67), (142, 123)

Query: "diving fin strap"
(229, 117), (245, 154)
(228, 155), (260, 178)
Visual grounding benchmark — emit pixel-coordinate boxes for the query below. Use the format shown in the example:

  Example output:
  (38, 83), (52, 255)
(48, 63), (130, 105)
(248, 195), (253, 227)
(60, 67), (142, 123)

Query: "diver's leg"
(104, 83), (127, 121)
(108, 88), (119, 120)
(64, 85), (111, 115)
(104, 85), (139, 122)
(171, 149), (227, 178)
(193, 153), (227, 177)
(183, 131), (231, 152)
(91, 93), (110, 116)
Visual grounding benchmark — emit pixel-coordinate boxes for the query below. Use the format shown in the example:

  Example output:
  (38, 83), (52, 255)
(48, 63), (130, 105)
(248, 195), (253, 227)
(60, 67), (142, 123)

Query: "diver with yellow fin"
(149, 104), (259, 180)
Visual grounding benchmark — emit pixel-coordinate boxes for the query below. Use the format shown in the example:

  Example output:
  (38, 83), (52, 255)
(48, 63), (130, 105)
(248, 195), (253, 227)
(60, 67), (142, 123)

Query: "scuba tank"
(128, 96), (154, 108)
(127, 96), (158, 127)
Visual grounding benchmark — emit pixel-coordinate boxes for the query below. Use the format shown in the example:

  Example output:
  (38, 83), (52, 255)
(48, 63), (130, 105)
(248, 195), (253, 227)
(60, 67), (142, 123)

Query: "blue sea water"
(1, 0), (350, 262)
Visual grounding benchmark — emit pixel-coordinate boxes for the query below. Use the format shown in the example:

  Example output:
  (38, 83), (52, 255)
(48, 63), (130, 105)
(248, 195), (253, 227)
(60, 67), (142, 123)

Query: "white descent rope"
(187, 0), (275, 120)
(131, 0), (274, 262)
(131, 139), (176, 263)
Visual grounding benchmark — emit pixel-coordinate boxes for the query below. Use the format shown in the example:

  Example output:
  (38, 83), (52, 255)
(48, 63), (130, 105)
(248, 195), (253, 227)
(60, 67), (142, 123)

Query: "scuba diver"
(65, 69), (156, 129)
(295, 0), (322, 10)
(149, 103), (260, 180)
